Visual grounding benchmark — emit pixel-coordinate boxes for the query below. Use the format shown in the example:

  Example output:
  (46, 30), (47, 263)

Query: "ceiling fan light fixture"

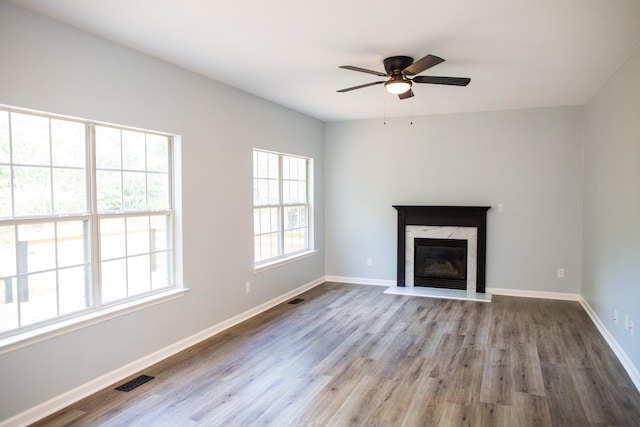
(384, 76), (412, 94)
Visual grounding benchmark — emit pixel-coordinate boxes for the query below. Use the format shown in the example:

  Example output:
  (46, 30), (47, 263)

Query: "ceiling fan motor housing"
(383, 56), (414, 74)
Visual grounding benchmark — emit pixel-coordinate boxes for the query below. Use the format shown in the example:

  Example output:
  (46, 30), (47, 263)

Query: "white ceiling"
(9, 0), (640, 122)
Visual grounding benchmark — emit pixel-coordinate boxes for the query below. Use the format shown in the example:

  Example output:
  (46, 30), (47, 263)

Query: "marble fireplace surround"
(393, 205), (490, 293)
(406, 226), (477, 289)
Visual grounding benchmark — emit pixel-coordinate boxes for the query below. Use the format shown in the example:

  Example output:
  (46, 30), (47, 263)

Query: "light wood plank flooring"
(32, 282), (640, 426)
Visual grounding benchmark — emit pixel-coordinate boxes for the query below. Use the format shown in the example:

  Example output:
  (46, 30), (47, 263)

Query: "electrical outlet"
(557, 268), (565, 279)
(367, 258), (372, 266)
(613, 310), (619, 324)
(245, 282), (251, 294)
(625, 314), (629, 330)
(498, 204), (504, 213)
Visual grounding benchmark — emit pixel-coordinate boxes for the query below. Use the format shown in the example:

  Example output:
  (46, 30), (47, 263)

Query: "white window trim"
(253, 249), (317, 273)
(0, 287), (189, 355)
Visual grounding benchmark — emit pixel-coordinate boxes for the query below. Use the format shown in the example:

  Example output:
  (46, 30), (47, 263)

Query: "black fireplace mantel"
(393, 205), (490, 292)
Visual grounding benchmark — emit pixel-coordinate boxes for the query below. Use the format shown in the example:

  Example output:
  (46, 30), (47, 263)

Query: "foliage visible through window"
(253, 149), (310, 264)
(0, 107), (175, 337)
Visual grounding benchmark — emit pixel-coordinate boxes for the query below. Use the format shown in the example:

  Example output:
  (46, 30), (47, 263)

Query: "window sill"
(253, 250), (317, 273)
(0, 287), (189, 356)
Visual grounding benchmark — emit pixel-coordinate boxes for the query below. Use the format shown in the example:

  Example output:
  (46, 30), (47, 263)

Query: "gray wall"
(0, 1), (324, 421)
(583, 46), (640, 370)
(325, 107), (584, 294)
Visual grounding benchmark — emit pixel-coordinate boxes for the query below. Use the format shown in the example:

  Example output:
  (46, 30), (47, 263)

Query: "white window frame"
(253, 149), (314, 269)
(0, 105), (185, 353)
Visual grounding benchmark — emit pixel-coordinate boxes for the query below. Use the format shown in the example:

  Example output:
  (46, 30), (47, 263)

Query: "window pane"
(254, 179), (267, 206)
(95, 126), (121, 169)
(284, 206), (299, 230)
(53, 168), (86, 214)
(101, 259), (126, 303)
(127, 216), (149, 255)
(57, 221), (88, 268)
(298, 182), (307, 203)
(122, 130), (145, 171)
(100, 218), (125, 260)
(0, 279), (19, 332)
(51, 119), (85, 167)
(147, 173), (169, 210)
(283, 206), (307, 255)
(268, 153), (278, 179)
(254, 232), (279, 262)
(282, 156), (290, 180)
(151, 250), (170, 290)
(0, 110), (9, 163)
(128, 254), (151, 297)
(19, 271), (57, 327)
(268, 232), (278, 258)
(289, 228), (306, 253)
(0, 165), (11, 217)
(282, 180), (291, 204)
(257, 207), (279, 234)
(58, 266), (89, 315)
(255, 151), (279, 179)
(0, 225), (16, 276)
(18, 223), (55, 273)
(11, 112), (50, 166)
(268, 179), (279, 204)
(255, 151), (267, 178)
(150, 215), (169, 252)
(254, 178), (280, 206)
(123, 171), (146, 210)
(14, 166), (52, 216)
(147, 134), (169, 172)
(97, 170), (122, 211)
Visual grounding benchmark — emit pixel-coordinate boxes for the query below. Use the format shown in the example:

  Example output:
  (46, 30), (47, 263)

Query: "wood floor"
(33, 282), (640, 426)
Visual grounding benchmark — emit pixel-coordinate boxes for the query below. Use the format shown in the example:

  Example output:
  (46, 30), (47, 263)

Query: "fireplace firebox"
(414, 238), (468, 289)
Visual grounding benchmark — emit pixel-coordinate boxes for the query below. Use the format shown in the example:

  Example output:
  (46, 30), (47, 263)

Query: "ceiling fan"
(337, 54), (470, 99)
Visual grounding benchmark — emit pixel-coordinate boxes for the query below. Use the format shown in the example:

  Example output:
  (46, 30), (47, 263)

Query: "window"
(0, 107), (176, 339)
(253, 149), (311, 265)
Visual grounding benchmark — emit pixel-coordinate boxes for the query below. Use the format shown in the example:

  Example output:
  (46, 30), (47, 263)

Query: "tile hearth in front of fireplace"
(384, 285), (492, 302)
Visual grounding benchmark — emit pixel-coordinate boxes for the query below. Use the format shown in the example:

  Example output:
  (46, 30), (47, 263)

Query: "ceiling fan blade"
(339, 65), (388, 77)
(412, 76), (471, 86)
(336, 81), (385, 92)
(402, 54), (444, 75)
(398, 89), (414, 100)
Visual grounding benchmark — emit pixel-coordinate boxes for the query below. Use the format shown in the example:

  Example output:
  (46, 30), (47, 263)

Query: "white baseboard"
(579, 297), (640, 393)
(0, 276), (325, 427)
(487, 287), (580, 301)
(324, 275), (395, 287)
(324, 277), (582, 303)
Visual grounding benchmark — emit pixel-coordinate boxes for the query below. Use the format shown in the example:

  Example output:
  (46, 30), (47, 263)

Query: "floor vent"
(288, 298), (305, 305)
(115, 375), (155, 392)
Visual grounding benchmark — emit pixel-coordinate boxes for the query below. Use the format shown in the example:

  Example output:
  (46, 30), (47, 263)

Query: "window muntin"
(253, 149), (310, 265)
(0, 107), (175, 338)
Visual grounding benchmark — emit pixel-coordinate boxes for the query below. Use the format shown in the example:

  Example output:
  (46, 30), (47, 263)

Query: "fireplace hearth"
(393, 206), (490, 293)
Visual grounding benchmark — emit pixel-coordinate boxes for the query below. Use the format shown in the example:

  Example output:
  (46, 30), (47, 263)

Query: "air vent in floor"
(115, 375), (155, 392)
(288, 298), (305, 304)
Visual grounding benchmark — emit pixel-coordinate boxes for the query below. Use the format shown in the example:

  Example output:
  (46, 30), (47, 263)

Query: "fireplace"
(393, 206), (490, 293)
(414, 238), (468, 289)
